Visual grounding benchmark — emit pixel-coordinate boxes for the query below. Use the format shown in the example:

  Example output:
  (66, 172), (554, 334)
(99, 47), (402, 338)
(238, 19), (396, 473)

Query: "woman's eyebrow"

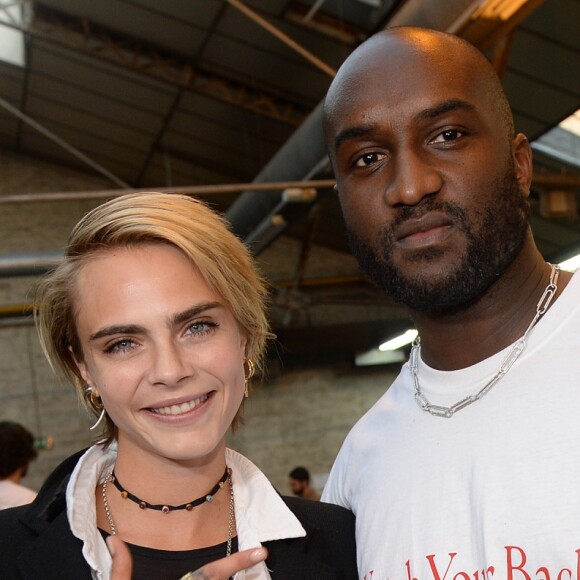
(89, 324), (144, 342)
(171, 302), (223, 326)
(88, 302), (224, 342)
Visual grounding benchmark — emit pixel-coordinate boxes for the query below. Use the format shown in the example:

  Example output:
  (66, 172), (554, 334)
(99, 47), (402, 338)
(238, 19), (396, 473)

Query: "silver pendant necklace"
(411, 264), (560, 418)
(101, 468), (235, 558)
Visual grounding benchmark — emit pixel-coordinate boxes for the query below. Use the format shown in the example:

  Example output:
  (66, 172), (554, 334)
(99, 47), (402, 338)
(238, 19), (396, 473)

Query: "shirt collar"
(66, 445), (305, 580)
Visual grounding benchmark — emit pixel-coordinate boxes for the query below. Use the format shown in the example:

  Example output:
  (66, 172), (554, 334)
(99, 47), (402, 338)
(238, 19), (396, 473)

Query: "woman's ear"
(238, 330), (248, 354)
(69, 345), (96, 389)
(77, 360), (97, 390)
(512, 133), (533, 198)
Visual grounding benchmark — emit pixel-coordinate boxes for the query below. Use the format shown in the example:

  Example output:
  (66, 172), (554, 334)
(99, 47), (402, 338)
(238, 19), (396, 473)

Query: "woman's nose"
(148, 341), (193, 387)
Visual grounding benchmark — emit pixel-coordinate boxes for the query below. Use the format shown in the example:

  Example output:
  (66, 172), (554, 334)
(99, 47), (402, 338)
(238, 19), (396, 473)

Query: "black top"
(100, 529), (239, 580)
(0, 449), (358, 579)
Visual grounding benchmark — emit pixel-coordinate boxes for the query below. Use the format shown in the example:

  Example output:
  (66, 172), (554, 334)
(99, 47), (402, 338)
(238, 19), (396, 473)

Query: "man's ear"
(512, 133), (533, 198)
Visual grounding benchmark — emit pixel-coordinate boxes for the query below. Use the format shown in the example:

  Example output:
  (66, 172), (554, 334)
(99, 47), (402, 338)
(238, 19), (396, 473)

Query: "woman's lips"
(148, 393), (211, 416)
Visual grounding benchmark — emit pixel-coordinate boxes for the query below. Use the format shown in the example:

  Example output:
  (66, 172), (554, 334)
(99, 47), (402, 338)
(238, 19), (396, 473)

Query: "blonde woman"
(0, 193), (357, 579)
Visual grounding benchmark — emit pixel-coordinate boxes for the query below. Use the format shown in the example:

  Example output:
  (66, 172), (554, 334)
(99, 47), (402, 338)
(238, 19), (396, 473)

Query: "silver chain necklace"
(411, 264), (560, 418)
(101, 468), (235, 558)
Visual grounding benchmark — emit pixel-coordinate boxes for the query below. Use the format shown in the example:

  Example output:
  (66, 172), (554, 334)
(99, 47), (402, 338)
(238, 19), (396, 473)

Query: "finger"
(107, 535), (133, 580)
(180, 547), (268, 580)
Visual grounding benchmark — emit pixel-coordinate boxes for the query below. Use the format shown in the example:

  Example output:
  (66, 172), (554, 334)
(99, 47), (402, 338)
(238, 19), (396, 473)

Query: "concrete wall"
(0, 148), (399, 494)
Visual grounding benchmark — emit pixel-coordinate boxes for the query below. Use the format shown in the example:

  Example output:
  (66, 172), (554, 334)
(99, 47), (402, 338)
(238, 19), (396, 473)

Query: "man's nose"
(384, 149), (443, 207)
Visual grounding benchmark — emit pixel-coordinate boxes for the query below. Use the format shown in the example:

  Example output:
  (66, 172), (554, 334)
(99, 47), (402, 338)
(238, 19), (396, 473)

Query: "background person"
(0, 421), (38, 509)
(0, 193), (357, 579)
(321, 26), (579, 576)
(288, 466), (320, 501)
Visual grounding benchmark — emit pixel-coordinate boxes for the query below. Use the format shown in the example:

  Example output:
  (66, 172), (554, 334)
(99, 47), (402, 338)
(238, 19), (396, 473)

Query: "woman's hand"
(107, 535), (268, 579)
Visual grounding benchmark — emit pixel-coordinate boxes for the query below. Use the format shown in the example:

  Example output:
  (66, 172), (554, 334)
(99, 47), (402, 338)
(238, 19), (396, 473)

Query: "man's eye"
(431, 129), (463, 144)
(354, 152), (384, 167)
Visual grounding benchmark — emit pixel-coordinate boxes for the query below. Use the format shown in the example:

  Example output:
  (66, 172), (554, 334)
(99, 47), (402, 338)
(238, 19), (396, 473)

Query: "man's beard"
(345, 165), (530, 313)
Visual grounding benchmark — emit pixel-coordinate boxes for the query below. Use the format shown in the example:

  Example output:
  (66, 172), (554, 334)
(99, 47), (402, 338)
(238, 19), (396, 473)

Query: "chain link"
(412, 264), (560, 418)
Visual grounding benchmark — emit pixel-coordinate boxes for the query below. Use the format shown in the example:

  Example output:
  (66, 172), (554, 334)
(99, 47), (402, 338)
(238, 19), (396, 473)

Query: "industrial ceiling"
(0, 0), (579, 367)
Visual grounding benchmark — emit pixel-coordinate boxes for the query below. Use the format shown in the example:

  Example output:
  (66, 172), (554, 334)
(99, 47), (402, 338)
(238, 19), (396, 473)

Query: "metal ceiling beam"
(226, 0), (337, 78)
(20, 3), (310, 127)
(450, 0), (547, 53)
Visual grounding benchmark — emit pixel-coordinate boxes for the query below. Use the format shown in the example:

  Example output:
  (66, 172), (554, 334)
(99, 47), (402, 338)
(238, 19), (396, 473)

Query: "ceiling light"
(485, 0), (528, 20)
(379, 329), (418, 351)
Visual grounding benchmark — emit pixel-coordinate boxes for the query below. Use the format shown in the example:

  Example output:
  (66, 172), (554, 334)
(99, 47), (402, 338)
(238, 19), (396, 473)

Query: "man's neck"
(410, 248), (572, 371)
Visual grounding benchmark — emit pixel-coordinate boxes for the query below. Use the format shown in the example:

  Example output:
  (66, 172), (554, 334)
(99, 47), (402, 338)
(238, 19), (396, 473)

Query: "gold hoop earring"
(84, 387), (106, 431)
(243, 357), (255, 398)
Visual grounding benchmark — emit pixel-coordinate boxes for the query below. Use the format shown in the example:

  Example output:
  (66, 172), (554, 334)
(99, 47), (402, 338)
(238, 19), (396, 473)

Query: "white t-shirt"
(0, 479), (37, 510)
(323, 271), (580, 580)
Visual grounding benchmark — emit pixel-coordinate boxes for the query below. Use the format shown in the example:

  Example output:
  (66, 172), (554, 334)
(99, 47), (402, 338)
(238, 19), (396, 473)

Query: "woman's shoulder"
(267, 496), (357, 579)
(0, 502), (31, 527)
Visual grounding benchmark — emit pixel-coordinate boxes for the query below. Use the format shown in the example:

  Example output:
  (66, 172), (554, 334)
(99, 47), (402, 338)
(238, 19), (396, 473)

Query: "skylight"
(0, 1), (26, 67)
(532, 109), (580, 169)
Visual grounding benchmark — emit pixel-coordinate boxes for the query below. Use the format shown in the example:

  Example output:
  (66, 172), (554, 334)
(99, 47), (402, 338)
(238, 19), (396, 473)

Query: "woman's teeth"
(152, 394), (209, 415)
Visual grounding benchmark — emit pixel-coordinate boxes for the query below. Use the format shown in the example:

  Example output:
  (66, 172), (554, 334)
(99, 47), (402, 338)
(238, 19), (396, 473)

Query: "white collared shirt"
(67, 445), (306, 580)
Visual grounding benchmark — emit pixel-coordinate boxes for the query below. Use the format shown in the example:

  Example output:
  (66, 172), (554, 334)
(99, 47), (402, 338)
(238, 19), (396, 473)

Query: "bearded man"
(322, 26), (579, 577)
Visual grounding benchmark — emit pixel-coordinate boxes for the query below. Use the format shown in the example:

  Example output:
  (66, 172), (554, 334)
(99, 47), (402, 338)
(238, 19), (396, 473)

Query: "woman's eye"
(105, 339), (135, 354)
(431, 129), (463, 144)
(354, 152), (385, 167)
(186, 321), (217, 336)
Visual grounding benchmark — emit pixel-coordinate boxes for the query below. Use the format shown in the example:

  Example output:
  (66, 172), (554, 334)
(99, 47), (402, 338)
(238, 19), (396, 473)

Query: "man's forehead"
(327, 50), (484, 125)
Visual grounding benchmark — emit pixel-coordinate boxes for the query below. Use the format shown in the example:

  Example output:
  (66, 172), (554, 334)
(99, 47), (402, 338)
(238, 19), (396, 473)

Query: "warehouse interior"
(0, 0), (578, 492)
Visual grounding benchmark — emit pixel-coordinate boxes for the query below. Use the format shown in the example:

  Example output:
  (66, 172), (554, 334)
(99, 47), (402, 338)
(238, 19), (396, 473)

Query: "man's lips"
(394, 213), (454, 247)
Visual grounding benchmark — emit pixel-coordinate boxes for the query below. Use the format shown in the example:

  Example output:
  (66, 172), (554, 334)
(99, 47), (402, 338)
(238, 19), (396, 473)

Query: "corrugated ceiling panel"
(505, 71), (579, 129)
(142, 150), (243, 188)
(203, 33), (330, 104)
(25, 96), (153, 151)
(521, 0), (580, 50)
(30, 40), (176, 112)
(20, 126), (144, 181)
(511, 30), (580, 98)
(27, 74), (165, 134)
(37, 0), (220, 56)
(178, 91), (294, 144)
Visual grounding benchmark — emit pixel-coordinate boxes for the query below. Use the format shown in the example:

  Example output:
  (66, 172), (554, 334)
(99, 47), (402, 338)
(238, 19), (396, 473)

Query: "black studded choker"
(111, 467), (230, 514)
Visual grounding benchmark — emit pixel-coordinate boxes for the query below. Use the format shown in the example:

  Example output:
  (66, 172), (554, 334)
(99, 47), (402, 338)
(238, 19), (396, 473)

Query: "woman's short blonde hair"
(34, 192), (272, 444)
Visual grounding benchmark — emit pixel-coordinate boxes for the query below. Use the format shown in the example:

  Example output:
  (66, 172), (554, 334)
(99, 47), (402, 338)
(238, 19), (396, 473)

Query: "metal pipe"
(0, 179), (336, 204)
